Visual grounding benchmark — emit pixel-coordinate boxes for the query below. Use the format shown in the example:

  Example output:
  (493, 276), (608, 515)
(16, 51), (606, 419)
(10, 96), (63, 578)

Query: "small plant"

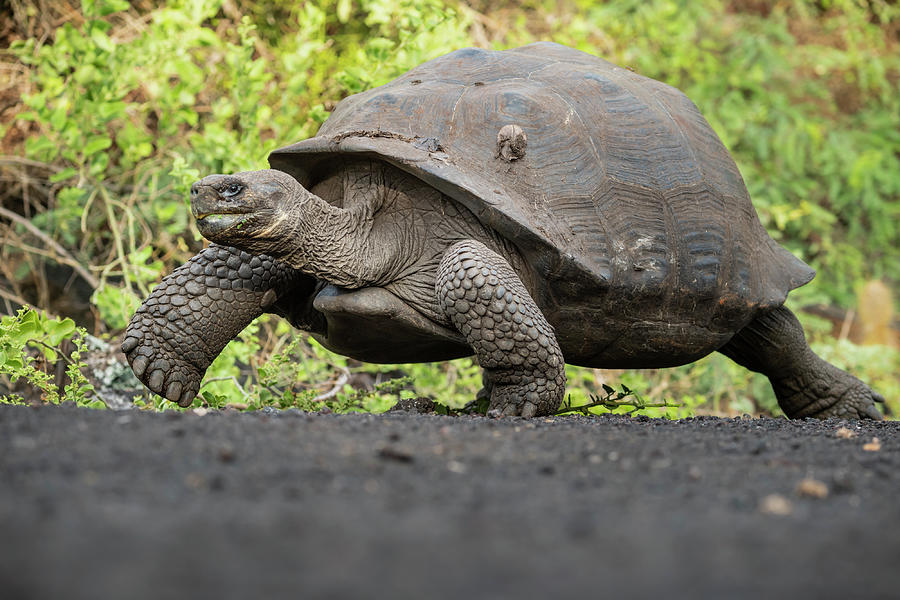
(555, 384), (680, 417)
(142, 323), (420, 414)
(338, 376), (416, 413)
(0, 308), (101, 408)
(426, 383), (678, 418)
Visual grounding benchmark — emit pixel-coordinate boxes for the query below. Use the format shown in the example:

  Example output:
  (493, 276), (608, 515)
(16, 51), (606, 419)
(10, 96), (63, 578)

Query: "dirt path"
(1, 404), (898, 599)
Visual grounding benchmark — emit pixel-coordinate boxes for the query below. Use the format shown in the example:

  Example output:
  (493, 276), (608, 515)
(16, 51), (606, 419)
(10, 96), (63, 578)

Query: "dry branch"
(0, 205), (99, 289)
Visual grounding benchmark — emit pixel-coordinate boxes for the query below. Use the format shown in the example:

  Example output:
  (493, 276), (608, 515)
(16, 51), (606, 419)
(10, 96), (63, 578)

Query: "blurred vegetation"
(0, 0), (897, 416)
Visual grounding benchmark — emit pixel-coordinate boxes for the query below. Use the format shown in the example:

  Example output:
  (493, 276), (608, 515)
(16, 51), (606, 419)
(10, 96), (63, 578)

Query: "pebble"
(447, 460), (467, 474)
(862, 437), (882, 452)
(759, 494), (793, 516)
(795, 478), (828, 499)
(834, 427), (857, 439)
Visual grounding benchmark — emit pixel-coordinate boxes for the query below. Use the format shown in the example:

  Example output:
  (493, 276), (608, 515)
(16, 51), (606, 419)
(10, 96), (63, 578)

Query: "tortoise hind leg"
(437, 240), (566, 417)
(718, 306), (884, 419)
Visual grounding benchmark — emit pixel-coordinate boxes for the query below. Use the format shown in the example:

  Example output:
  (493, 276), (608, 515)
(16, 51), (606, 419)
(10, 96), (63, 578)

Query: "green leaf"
(97, 100), (127, 121)
(90, 27), (114, 52)
(57, 186), (87, 205)
(16, 110), (39, 122)
(88, 151), (109, 176)
(49, 167), (78, 183)
(2, 356), (24, 371)
(364, 38), (396, 62)
(337, 0), (353, 23)
(83, 136), (112, 156)
(36, 344), (58, 362)
(83, 0), (130, 18)
(45, 318), (76, 346)
(432, 401), (453, 415)
(16, 310), (42, 342)
(49, 105), (68, 131)
(24, 136), (59, 162)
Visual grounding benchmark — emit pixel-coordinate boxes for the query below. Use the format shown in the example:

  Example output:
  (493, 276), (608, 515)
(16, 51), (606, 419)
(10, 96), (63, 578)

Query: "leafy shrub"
(0, 308), (99, 407)
(2, 0), (897, 416)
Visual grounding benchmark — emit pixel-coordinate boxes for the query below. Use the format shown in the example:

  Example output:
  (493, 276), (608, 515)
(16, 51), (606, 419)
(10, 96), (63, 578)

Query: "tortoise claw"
(148, 370), (165, 393)
(860, 400), (884, 421)
(165, 381), (183, 404)
(121, 335), (139, 353)
(131, 356), (149, 379)
(180, 383), (199, 407)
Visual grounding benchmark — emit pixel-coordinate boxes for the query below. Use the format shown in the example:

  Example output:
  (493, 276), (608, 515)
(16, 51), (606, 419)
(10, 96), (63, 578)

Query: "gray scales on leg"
(437, 241), (565, 417)
(121, 245), (310, 406)
(718, 306), (884, 420)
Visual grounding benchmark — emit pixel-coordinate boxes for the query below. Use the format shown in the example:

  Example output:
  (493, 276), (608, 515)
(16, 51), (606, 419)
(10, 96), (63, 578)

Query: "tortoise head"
(190, 169), (305, 255)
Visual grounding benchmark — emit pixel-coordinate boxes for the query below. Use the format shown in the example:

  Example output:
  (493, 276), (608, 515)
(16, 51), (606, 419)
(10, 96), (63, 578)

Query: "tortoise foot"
(487, 375), (563, 418)
(121, 332), (203, 407)
(720, 306), (883, 421)
(122, 245), (297, 407)
(777, 362), (884, 420)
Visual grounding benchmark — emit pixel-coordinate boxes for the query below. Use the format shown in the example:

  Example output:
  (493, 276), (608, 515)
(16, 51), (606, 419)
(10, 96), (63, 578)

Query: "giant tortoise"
(122, 42), (884, 419)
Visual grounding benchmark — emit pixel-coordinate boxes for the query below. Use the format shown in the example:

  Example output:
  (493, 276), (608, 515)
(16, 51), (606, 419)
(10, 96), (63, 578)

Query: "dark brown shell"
(269, 42), (814, 367)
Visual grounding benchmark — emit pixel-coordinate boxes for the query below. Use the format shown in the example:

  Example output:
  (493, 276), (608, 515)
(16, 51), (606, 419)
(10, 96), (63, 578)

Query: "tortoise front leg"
(121, 245), (307, 406)
(437, 240), (566, 417)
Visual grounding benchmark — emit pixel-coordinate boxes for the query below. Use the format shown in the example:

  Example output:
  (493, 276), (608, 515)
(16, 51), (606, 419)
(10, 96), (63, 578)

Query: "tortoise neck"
(284, 192), (376, 289)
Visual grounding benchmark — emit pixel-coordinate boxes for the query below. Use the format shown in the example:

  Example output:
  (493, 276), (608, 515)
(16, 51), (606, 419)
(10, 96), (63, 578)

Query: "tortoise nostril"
(190, 182), (200, 196)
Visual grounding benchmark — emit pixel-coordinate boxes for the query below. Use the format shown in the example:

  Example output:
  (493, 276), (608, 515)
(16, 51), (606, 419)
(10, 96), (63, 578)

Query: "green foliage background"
(1, 0), (898, 415)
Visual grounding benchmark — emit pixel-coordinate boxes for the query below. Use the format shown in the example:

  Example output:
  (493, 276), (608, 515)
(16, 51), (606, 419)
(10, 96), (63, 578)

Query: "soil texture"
(1, 404), (899, 599)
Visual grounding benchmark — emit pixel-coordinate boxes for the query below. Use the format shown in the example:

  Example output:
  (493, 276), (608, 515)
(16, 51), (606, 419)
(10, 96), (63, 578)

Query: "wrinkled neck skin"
(268, 188), (377, 289)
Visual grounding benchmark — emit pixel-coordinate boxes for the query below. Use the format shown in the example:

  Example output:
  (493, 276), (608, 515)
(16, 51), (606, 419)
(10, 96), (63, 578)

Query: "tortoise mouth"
(195, 212), (254, 238)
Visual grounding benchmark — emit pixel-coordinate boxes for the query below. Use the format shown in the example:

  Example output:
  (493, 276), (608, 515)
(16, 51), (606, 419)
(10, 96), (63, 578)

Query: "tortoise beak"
(196, 213), (251, 238)
(190, 181), (253, 239)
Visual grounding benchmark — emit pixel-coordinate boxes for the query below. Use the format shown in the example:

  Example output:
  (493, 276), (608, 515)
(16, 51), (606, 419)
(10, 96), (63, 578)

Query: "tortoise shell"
(269, 42), (814, 368)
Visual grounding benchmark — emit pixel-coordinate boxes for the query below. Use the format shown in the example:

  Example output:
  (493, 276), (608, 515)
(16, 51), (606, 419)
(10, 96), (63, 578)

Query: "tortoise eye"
(221, 183), (243, 198)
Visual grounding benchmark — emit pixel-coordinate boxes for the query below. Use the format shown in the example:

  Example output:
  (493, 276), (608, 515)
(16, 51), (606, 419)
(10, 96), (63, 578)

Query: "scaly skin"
(121, 245), (305, 406)
(719, 306), (884, 419)
(437, 240), (566, 417)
